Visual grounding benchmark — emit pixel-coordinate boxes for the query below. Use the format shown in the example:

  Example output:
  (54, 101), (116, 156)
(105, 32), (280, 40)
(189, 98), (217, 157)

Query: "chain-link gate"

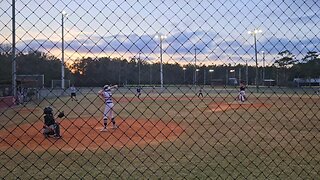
(1, 0), (320, 179)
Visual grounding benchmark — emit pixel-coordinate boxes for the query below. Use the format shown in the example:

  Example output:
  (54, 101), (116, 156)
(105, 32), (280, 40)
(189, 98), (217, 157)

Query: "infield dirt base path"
(0, 118), (185, 152)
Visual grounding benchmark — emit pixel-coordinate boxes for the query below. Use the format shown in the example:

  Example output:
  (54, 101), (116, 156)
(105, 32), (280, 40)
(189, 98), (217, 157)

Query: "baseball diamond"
(1, 0), (320, 179)
(0, 95), (270, 152)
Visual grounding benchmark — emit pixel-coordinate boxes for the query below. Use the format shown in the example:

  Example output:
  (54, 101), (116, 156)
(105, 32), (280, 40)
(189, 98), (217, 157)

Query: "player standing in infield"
(98, 84), (118, 131)
(238, 82), (247, 102)
(70, 84), (78, 101)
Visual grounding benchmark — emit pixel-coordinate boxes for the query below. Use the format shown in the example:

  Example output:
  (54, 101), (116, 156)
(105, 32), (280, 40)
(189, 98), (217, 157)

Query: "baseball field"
(1, 86), (320, 179)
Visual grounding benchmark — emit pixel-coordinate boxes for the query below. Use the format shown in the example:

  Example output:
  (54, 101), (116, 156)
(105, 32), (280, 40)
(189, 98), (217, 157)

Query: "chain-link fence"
(1, 0), (320, 179)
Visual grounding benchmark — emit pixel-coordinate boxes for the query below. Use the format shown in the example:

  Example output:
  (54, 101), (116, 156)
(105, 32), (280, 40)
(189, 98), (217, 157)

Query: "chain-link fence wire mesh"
(1, 0), (320, 179)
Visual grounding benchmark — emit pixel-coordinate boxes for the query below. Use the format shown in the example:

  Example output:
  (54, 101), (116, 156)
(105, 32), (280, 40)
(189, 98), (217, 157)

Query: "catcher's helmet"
(43, 107), (53, 115)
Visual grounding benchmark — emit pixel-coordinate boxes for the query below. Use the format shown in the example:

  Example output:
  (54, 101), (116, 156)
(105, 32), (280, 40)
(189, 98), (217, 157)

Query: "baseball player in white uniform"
(238, 82), (246, 102)
(98, 84), (118, 131)
(70, 85), (77, 101)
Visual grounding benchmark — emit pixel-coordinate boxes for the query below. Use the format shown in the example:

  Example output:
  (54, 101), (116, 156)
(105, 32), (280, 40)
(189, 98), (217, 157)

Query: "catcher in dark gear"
(43, 107), (64, 138)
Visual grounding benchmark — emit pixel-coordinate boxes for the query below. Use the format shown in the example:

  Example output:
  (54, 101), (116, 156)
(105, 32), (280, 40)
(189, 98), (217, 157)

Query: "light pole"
(61, 11), (68, 89)
(194, 48), (199, 85)
(118, 60), (121, 85)
(138, 52), (141, 86)
(182, 67), (186, 84)
(203, 68), (206, 85)
(245, 59), (248, 86)
(209, 69), (214, 85)
(230, 69), (235, 85)
(12, 0), (17, 100)
(261, 51), (265, 86)
(196, 68), (200, 85)
(238, 66), (241, 84)
(155, 34), (167, 88)
(230, 69), (235, 77)
(248, 28), (262, 92)
(225, 68), (228, 86)
(149, 61), (152, 85)
(240, 57), (248, 85)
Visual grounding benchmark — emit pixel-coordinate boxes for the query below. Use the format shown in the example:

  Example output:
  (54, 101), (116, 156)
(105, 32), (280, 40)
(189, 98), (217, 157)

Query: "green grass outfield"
(1, 86), (320, 179)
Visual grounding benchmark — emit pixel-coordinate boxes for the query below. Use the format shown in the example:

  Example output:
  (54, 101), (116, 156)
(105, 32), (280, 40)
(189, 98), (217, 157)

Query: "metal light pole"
(248, 28), (262, 92)
(149, 62), (152, 85)
(203, 68), (206, 85)
(209, 69), (214, 85)
(240, 57), (248, 85)
(230, 69), (235, 85)
(225, 68), (228, 86)
(196, 69), (200, 85)
(183, 67), (186, 84)
(261, 51), (265, 86)
(12, 0), (17, 100)
(238, 67), (241, 84)
(230, 69), (235, 78)
(194, 48), (199, 85)
(245, 59), (248, 86)
(138, 52), (141, 85)
(61, 11), (68, 89)
(155, 34), (167, 88)
(118, 60), (121, 85)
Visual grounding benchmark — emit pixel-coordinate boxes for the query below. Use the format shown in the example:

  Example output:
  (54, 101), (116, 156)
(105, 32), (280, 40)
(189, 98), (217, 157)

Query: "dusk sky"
(1, 0), (319, 66)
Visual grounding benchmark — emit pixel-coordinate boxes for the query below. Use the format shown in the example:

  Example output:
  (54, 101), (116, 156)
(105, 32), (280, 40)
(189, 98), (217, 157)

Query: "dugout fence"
(1, 0), (320, 179)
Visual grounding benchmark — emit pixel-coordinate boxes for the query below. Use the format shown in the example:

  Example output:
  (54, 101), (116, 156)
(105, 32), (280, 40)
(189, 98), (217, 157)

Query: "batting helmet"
(103, 85), (110, 90)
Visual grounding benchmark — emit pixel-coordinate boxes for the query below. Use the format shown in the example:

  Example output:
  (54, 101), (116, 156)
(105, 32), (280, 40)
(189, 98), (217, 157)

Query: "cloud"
(16, 29), (320, 64)
(165, 30), (219, 54)
(291, 14), (320, 23)
(260, 36), (320, 56)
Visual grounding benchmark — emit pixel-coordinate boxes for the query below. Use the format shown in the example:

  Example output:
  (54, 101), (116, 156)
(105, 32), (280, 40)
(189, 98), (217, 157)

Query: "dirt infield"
(209, 101), (272, 112)
(0, 96), (14, 109)
(0, 101), (270, 152)
(0, 118), (185, 152)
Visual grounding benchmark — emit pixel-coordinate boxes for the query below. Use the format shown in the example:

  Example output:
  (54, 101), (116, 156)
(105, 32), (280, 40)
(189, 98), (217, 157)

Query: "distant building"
(210, 79), (224, 86)
(263, 79), (276, 86)
(228, 78), (238, 86)
(293, 78), (320, 87)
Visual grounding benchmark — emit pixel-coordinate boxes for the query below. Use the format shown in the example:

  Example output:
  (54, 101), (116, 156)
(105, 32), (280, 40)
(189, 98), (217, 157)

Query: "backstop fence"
(1, 0), (320, 179)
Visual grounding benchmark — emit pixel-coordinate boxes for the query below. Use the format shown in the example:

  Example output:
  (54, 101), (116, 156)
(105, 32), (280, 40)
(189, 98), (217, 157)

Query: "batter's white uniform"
(102, 89), (114, 120)
(99, 86), (117, 131)
(238, 85), (246, 102)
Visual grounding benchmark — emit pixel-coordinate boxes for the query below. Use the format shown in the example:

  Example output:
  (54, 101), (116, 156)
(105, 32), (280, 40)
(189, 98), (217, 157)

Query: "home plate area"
(0, 117), (185, 152)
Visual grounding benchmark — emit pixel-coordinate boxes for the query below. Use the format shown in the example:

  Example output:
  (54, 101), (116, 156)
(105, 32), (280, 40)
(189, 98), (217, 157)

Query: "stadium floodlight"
(61, 11), (68, 89)
(155, 34), (167, 88)
(248, 28), (262, 92)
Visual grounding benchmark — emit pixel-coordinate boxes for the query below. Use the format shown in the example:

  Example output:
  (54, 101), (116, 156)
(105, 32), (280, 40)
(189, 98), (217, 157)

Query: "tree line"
(0, 45), (319, 88)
